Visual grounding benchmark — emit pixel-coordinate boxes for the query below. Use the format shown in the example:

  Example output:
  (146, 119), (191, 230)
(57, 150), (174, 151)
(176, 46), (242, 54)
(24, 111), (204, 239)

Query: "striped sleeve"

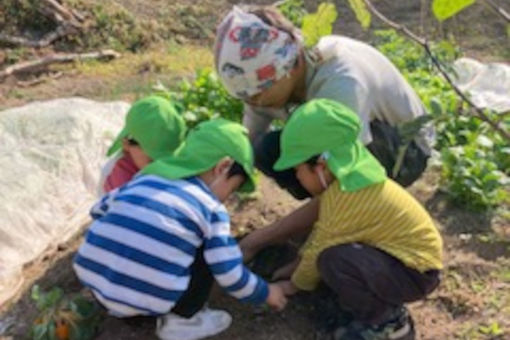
(90, 188), (119, 220)
(203, 209), (268, 304)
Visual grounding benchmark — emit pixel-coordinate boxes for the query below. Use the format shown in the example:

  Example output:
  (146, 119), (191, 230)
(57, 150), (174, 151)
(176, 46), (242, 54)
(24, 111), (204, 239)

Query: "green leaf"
(43, 288), (64, 310)
(301, 3), (338, 47)
(398, 115), (434, 144)
(31, 285), (41, 303)
(33, 323), (49, 340)
(47, 322), (58, 340)
(479, 321), (504, 336)
(278, 0), (308, 27)
(347, 0), (371, 29)
(183, 111), (198, 122)
(432, 0), (476, 21)
(429, 98), (443, 116)
(476, 135), (494, 148)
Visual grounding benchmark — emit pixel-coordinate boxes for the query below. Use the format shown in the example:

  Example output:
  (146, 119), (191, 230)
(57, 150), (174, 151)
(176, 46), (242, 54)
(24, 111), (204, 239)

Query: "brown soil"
(1, 173), (509, 340)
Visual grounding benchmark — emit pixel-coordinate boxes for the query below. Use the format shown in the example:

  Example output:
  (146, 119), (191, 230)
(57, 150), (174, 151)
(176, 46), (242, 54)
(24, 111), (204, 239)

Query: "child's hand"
(266, 283), (288, 311)
(277, 280), (299, 296)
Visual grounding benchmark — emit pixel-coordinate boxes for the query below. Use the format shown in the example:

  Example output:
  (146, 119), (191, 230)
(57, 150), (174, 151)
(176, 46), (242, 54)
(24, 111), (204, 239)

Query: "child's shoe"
(156, 307), (232, 340)
(333, 307), (415, 340)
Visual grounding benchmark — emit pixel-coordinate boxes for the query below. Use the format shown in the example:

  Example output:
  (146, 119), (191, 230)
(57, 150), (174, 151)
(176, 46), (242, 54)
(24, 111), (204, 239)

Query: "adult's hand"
(272, 257), (300, 281)
(240, 198), (319, 262)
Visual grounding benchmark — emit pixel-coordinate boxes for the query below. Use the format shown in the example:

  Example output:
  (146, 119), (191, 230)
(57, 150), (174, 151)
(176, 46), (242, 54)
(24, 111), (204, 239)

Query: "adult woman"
(214, 5), (434, 259)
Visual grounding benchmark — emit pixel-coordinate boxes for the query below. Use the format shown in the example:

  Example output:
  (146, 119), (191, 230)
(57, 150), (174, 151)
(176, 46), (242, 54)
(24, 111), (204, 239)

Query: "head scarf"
(214, 6), (300, 100)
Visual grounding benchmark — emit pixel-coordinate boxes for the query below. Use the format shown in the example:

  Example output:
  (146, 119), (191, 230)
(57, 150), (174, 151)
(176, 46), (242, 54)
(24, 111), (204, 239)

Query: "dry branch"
(0, 50), (120, 80)
(38, 0), (84, 27)
(362, 0), (510, 141)
(16, 71), (64, 87)
(482, 0), (510, 23)
(1, 0), (85, 48)
(0, 25), (76, 48)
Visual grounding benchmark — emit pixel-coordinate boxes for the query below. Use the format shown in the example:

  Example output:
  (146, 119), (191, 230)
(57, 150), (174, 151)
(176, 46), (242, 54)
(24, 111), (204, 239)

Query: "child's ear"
(314, 157), (327, 172)
(213, 157), (233, 177)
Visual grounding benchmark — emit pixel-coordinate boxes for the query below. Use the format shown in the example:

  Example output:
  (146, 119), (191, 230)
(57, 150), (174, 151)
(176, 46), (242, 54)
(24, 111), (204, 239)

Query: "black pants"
(171, 247), (214, 318)
(317, 243), (440, 325)
(254, 120), (429, 200)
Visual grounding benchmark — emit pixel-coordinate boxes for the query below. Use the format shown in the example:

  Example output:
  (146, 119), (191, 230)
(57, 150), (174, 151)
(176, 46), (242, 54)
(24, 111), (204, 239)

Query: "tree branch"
(37, 0), (84, 28)
(0, 50), (120, 80)
(362, 0), (510, 141)
(482, 0), (510, 23)
(0, 25), (76, 48)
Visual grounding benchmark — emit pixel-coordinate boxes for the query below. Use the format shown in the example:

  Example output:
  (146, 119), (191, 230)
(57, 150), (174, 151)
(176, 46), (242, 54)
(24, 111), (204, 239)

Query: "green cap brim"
(106, 126), (129, 157)
(142, 118), (256, 194)
(274, 153), (308, 171)
(142, 155), (256, 193)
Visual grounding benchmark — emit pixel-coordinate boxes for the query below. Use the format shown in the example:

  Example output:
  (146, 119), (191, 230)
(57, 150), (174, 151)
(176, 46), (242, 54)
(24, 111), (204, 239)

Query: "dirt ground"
(1, 172), (509, 340)
(1, 0), (509, 339)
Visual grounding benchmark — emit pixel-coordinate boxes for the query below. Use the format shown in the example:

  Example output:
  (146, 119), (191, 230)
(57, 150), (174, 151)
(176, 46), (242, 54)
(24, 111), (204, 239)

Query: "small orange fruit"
(55, 320), (69, 340)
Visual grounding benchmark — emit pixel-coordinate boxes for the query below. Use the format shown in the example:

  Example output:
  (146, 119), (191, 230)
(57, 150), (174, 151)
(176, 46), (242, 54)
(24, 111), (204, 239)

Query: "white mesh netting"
(0, 98), (128, 305)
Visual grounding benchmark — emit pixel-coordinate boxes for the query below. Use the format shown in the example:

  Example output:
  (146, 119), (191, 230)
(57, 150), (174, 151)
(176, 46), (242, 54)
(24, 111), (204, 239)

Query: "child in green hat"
(99, 95), (186, 194)
(263, 99), (443, 340)
(74, 119), (288, 340)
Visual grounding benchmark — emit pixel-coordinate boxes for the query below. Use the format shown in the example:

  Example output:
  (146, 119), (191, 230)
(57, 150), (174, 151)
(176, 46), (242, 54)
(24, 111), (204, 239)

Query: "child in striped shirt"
(267, 99), (443, 340)
(98, 96), (186, 195)
(74, 119), (287, 340)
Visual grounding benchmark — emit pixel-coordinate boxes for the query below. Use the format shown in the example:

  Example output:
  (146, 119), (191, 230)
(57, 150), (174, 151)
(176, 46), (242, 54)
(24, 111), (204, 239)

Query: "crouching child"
(99, 96), (187, 194)
(73, 119), (288, 340)
(273, 99), (443, 340)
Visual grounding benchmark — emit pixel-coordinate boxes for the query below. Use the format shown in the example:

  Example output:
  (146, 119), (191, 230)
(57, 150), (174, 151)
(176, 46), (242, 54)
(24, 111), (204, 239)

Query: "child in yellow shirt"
(271, 99), (443, 340)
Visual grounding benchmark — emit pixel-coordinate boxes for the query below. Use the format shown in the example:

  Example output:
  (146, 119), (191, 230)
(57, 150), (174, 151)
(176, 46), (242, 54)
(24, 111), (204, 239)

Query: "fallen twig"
(0, 25), (76, 48)
(0, 50), (120, 80)
(38, 0), (84, 27)
(362, 0), (510, 141)
(16, 71), (64, 87)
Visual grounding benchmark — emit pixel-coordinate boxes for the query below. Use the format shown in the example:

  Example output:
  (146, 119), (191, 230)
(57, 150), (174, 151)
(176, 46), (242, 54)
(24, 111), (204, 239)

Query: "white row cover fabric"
(0, 98), (128, 306)
(453, 57), (510, 113)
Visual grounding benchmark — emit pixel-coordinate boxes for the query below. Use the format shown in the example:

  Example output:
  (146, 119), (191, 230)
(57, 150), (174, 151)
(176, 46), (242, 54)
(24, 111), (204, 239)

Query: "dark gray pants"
(317, 243), (440, 325)
(254, 120), (429, 199)
(171, 247), (213, 318)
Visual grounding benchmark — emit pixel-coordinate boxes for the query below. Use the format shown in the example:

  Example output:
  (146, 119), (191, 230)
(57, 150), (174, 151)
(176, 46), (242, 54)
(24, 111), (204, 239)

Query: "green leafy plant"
(478, 321), (504, 337)
(301, 3), (337, 47)
(30, 285), (102, 340)
(347, 0), (371, 29)
(277, 0), (308, 27)
(154, 68), (243, 128)
(373, 30), (509, 210)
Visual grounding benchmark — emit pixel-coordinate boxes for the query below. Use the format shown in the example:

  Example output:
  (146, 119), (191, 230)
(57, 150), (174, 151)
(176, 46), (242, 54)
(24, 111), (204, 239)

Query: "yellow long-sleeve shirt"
(292, 179), (443, 291)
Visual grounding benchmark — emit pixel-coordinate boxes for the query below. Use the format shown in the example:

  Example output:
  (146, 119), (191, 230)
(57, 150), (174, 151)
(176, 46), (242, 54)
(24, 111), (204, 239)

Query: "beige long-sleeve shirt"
(243, 35), (434, 154)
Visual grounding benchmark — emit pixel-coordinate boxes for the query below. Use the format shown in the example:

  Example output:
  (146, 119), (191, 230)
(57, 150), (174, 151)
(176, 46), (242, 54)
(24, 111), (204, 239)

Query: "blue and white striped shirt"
(73, 175), (268, 317)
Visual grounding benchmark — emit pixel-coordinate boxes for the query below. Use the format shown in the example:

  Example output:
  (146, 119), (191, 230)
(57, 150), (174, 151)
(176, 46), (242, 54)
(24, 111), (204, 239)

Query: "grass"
(73, 43), (213, 78)
(1, 43), (214, 107)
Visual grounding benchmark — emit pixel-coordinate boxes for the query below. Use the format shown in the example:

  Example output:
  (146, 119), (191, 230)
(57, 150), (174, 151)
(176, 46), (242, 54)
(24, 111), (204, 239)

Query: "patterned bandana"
(214, 6), (299, 100)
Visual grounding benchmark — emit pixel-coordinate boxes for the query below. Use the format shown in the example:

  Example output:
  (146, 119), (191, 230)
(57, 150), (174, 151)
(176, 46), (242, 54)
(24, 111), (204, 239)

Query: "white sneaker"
(156, 308), (232, 340)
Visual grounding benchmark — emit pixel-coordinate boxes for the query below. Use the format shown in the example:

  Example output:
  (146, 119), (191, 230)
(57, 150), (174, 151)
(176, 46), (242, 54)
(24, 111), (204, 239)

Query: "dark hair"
(246, 5), (301, 42)
(125, 137), (139, 146)
(227, 162), (248, 180)
(305, 155), (321, 166)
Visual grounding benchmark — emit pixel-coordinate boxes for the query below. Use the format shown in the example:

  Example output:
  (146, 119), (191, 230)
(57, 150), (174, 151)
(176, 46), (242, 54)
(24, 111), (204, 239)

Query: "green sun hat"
(142, 118), (257, 193)
(107, 96), (187, 160)
(274, 99), (386, 192)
